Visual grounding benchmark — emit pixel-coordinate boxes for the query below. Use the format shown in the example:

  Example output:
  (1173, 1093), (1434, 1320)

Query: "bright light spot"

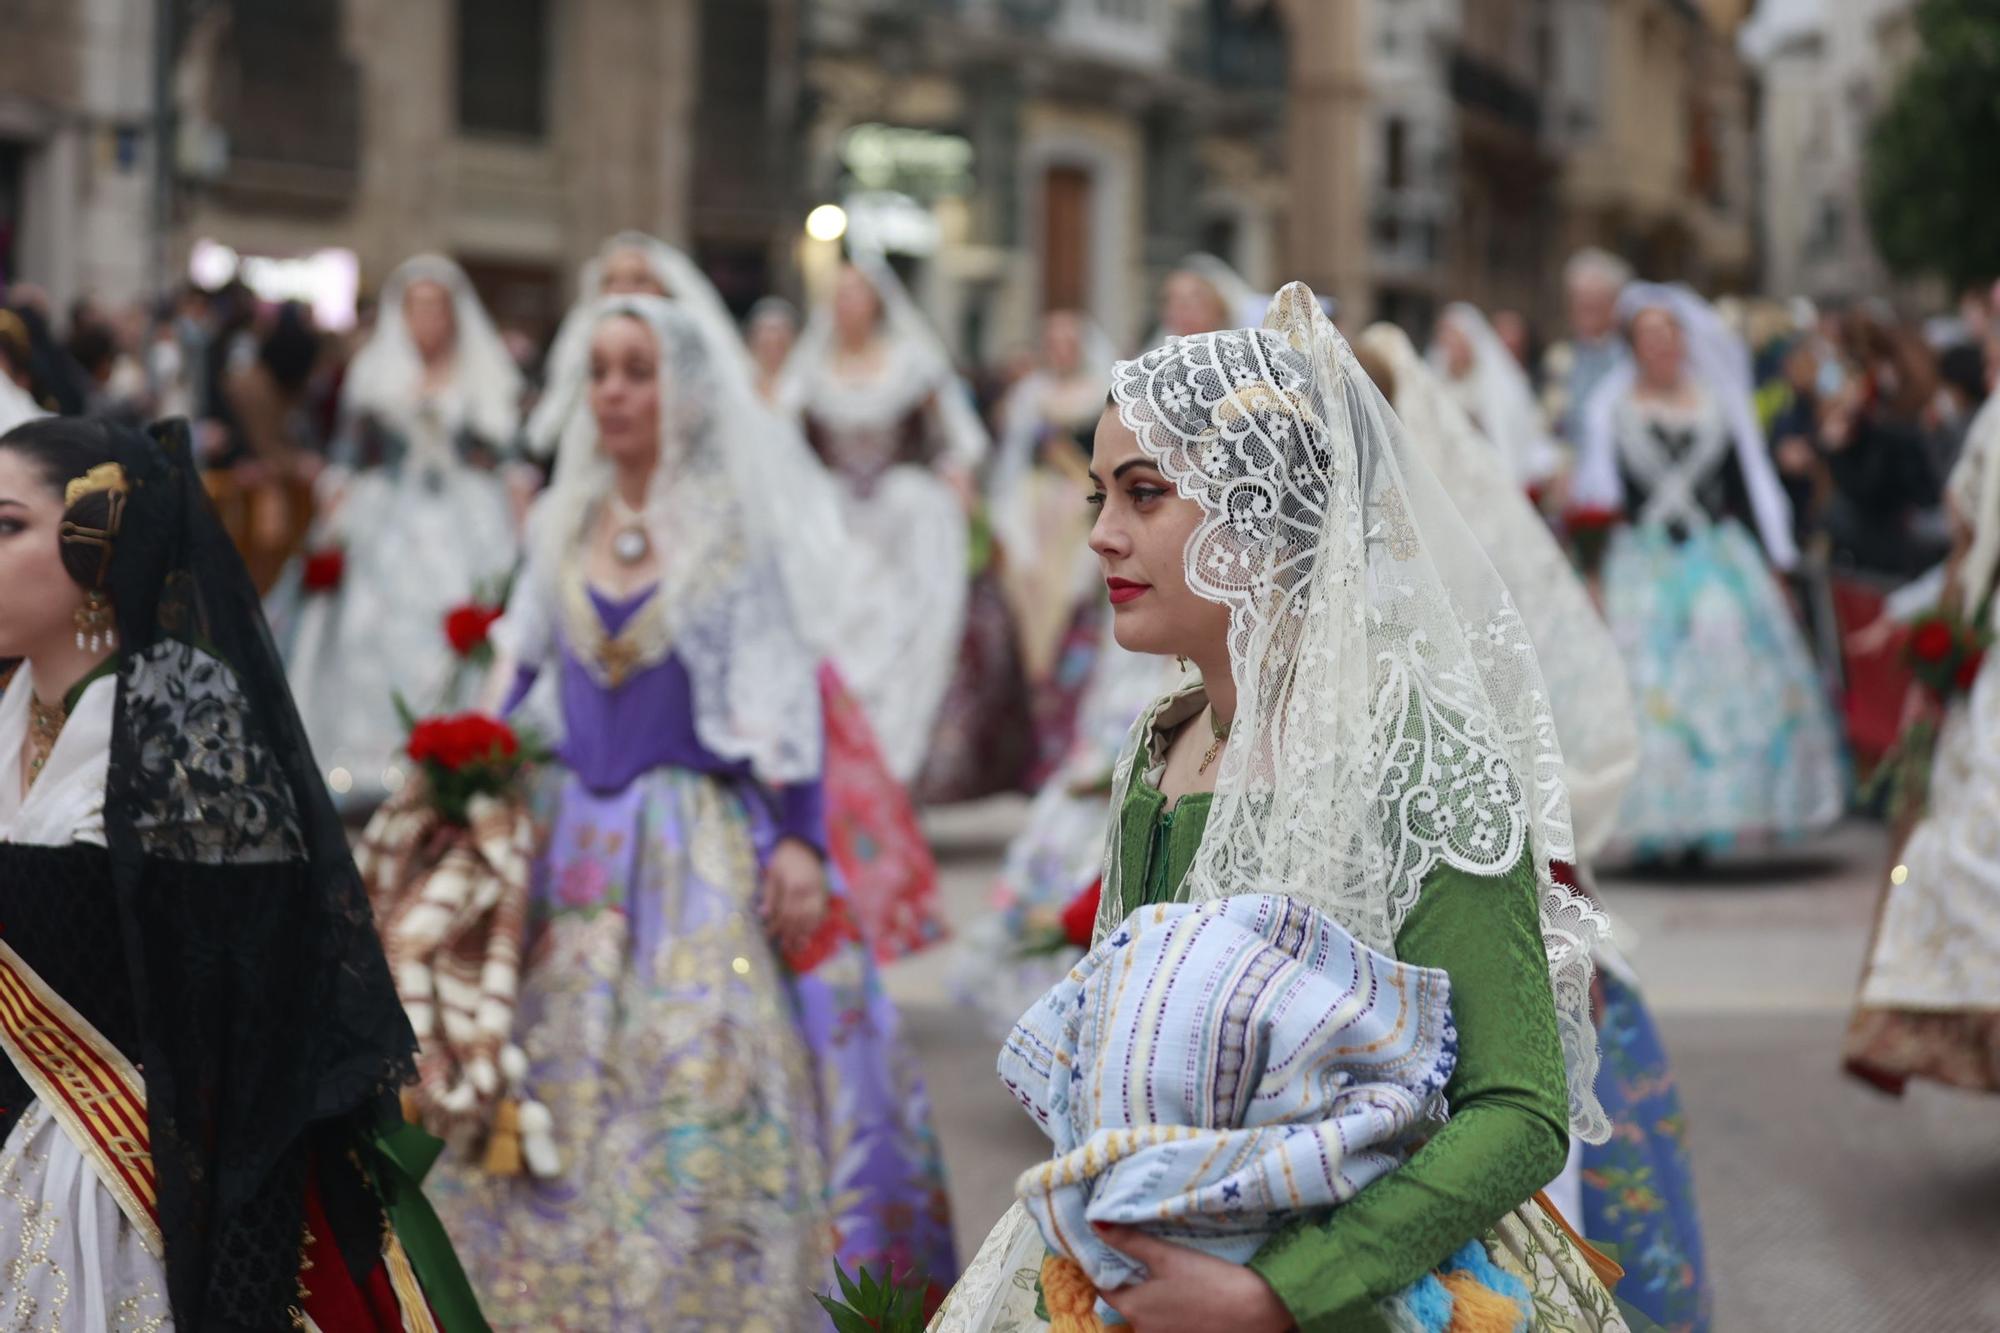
(731, 956), (752, 976)
(805, 203), (849, 243)
(1889, 864), (1909, 886)
(328, 767), (353, 794)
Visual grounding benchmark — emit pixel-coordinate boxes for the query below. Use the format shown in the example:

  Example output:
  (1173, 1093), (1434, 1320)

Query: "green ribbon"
(366, 1121), (492, 1333)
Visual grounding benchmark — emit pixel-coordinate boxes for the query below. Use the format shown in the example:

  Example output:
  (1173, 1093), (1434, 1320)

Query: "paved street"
(888, 806), (2000, 1333)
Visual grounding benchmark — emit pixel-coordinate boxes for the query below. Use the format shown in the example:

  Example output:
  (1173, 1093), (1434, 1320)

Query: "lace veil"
(525, 232), (752, 459)
(777, 252), (990, 469)
(1573, 282), (1799, 569)
(1101, 284), (1610, 1144)
(71, 418), (417, 1322)
(1429, 302), (1563, 485)
(1362, 322), (1638, 862)
(341, 253), (523, 446)
(521, 295), (838, 783)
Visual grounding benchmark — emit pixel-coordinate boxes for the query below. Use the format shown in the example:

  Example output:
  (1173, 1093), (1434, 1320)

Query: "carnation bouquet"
(1868, 606), (1993, 827)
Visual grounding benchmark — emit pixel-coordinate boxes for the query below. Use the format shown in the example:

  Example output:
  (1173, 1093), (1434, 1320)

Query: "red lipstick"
(1106, 577), (1150, 605)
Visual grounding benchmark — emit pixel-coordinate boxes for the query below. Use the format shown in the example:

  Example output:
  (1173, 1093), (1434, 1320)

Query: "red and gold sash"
(0, 937), (163, 1256)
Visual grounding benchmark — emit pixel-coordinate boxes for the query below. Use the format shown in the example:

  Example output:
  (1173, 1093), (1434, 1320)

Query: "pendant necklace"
(1197, 705), (1232, 776)
(607, 494), (651, 566)
(26, 693), (68, 791)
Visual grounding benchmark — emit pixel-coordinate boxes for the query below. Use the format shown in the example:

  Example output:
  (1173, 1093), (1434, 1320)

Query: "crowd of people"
(1, 232), (1995, 1333)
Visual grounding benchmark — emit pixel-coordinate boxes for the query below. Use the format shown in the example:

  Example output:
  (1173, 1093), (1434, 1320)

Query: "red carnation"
(1564, 505), (1623, 533)
(302, 548), (345, 593)
(1910, 620), (1955, 664)
(1060, 877), (1104, 950)
(1956, 649), (1986, 694)
(444, 604), (504, 658)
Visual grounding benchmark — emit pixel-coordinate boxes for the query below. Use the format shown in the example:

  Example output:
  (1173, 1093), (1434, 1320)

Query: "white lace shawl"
(1363, 324), (1638, 862)
(1098, 284), (1610, 1144)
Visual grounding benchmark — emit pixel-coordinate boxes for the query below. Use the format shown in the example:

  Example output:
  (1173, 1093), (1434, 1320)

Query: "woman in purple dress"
(428, 296), (954, 1330)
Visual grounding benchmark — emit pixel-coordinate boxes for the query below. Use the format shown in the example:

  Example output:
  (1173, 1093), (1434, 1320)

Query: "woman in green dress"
(933, 285), (1628, 1333)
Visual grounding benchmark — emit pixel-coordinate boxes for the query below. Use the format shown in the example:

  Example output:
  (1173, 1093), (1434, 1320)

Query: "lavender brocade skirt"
(427, 764), (956, 1331)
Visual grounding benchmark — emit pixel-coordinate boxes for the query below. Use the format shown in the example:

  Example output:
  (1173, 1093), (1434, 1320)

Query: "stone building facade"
(1742, 0), (1921, 303)
(171, 0), (700, 337)
(0, 0), (162, 313)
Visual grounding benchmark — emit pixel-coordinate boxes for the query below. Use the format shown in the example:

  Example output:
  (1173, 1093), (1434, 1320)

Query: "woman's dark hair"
(260, 301), (322, 395)
(0, 415), (128, 589)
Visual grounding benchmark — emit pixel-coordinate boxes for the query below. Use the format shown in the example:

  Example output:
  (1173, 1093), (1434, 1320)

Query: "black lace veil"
(101, 420), (417, 1327)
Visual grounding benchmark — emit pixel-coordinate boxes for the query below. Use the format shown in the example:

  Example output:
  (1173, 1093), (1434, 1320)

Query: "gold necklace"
(26, 693), (67, 790)
(1197, 705), (1232, 776)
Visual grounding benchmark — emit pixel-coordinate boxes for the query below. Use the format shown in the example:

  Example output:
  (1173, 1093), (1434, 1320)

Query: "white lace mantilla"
(1098, 285), (1609, 1144)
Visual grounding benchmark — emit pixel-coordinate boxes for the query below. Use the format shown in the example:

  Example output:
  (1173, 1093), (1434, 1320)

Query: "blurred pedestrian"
(1542, 247), (1632, 447)
(217, 301), (325, 589)
(745, 295), (799, 407)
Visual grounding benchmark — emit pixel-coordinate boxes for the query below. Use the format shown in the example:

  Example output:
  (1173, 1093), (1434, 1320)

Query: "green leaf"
(833, 1258), (866, 1309)
(813, 1294), (883, 1333)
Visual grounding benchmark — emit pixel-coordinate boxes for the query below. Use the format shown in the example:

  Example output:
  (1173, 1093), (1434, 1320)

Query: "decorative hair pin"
(59, 461), (130, 653)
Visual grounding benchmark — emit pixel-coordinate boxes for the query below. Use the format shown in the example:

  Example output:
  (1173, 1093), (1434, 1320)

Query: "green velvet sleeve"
(1246, 855), (1572, 1333)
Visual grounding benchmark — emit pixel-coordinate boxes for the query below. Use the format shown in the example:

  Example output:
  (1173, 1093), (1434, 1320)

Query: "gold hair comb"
(64, 461), (130, 508)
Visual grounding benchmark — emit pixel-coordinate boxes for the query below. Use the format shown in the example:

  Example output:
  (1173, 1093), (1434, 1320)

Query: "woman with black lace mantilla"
(0, 416), (485, 1331)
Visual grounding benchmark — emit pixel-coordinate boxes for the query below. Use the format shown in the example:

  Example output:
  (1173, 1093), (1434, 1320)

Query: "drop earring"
(75, 590), (117, 653)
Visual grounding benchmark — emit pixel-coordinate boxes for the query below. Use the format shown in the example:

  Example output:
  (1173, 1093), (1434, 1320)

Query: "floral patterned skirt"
(1580, 970), (1713, 1332)
(1601, 521), (1844, 853)
(428, 765), (956, 1331)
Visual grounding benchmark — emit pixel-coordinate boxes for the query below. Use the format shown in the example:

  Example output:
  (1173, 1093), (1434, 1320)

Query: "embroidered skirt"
(428, 764), (956, 1330)
(1600, 520), (1844, 852)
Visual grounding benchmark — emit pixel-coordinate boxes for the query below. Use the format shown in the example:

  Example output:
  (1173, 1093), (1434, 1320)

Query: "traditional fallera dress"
(1575, 285), (1843, 856)
(784, 260), (1031, 798)
(277, 255), (523, 805)
(426, 297), (954, 1332)
(936, 288), (1631, 1333)
(0, 423), (482, 1333)
(1592, 391), (1844, 851)
(935, 693), (1631, 1333)
(516, 236), (945, 965)
(1846, 393), (2000, 1095)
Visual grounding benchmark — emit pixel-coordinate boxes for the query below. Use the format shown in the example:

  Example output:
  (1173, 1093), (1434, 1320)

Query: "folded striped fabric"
(1000, 893), (1459, 1308)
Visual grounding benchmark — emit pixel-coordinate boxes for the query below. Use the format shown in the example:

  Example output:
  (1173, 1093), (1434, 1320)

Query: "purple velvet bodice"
(504, 584), (826, 852)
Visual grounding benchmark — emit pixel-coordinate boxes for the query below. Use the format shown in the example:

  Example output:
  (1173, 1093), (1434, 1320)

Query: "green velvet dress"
(1114, 777), (1570, 1332)
(928, 690), (1630, 1333)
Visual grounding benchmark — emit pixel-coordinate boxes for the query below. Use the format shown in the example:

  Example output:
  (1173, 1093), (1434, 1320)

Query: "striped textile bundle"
(356, 781), (553, 1174)
(999, 893), (1459, 1313)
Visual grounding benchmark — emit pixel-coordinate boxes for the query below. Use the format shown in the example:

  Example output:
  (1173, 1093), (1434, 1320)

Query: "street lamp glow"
(805, 203), (849, 243)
